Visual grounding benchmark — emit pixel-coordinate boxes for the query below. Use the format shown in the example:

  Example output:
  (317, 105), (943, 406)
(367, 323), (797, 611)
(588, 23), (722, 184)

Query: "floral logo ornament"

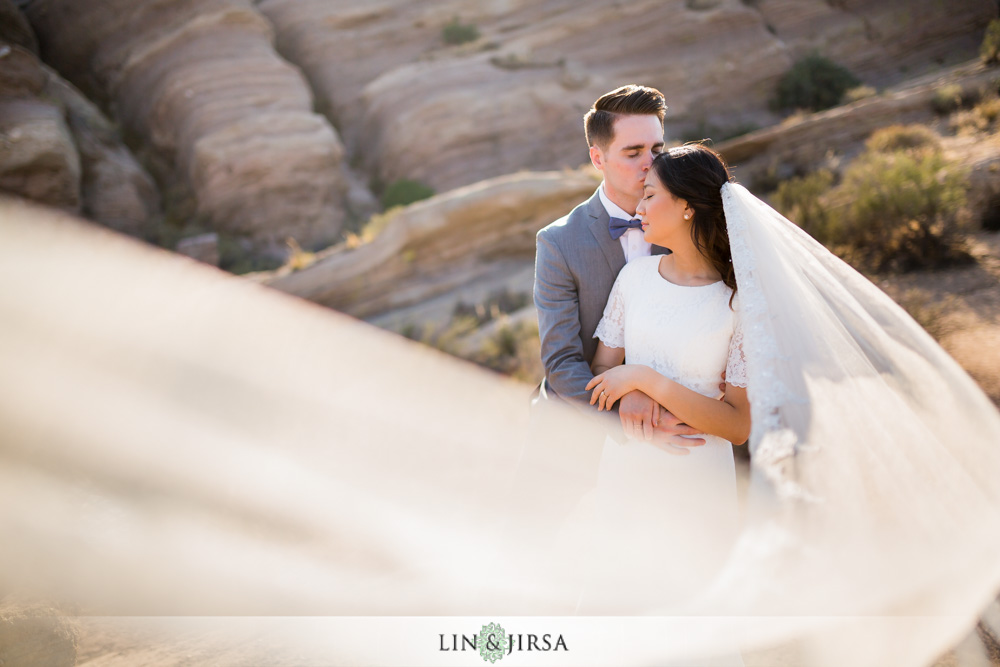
(478, 622), (507, 663)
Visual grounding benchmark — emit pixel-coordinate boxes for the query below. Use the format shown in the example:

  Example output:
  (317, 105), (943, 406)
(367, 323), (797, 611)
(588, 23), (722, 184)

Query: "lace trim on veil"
(723, 183), (816, 502)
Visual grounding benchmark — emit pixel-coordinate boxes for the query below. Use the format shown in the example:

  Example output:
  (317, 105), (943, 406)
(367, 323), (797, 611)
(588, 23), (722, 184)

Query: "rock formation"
(19, 0), (348, 256)
(754, 0), (993, 85)
(0, 0), (158, 237)
(0, 44), (81, 214)
(0, 598), (78, 667)
(262, 168), (598, 319)
(715, 61), (1000, 186)
(258, 0), (991, 195)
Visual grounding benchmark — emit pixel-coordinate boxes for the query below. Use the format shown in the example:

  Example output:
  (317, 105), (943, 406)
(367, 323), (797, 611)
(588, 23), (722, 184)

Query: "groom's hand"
(650, 407), (706, 455)
(618, 390), (659, 441)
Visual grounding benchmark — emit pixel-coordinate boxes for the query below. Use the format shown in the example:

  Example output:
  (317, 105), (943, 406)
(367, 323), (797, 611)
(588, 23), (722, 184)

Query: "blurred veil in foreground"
(2, 197), (1000, 666)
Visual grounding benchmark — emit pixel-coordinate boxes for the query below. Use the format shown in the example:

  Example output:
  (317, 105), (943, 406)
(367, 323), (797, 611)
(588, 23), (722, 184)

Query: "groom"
(533, 84), (702, 451)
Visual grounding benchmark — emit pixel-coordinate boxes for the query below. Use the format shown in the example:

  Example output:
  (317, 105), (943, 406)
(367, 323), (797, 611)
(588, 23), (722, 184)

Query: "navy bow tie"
(608, 216), (642, 240)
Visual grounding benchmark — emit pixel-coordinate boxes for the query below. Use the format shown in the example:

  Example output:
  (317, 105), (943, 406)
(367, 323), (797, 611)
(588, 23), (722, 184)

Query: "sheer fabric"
(693, 184), (1000, 656)
(3, 193), (1000, 665)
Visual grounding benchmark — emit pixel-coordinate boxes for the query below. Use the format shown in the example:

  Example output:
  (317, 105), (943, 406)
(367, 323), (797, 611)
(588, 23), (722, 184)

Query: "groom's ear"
(589, 144), (604, 173)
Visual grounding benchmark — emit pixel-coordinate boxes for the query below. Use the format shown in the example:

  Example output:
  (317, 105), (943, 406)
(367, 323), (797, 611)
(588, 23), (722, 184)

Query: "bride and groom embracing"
(530, 84), (1000, 617)
(532, 85), (746, 610)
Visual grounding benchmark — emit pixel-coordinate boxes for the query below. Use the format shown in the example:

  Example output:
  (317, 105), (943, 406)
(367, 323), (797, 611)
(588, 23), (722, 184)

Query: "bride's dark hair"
(650, 143), (736, 300)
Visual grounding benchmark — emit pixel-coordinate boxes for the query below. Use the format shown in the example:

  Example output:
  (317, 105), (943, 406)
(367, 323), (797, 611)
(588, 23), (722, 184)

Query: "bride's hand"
(586, 365), (643, 411)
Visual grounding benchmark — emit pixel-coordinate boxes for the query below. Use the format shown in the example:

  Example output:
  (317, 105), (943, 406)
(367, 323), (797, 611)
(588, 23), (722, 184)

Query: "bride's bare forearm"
(636, 368), (750, 444)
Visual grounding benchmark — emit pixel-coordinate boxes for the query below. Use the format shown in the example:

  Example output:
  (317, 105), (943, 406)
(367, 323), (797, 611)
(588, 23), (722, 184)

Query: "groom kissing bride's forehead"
(534, 84), (701, 451)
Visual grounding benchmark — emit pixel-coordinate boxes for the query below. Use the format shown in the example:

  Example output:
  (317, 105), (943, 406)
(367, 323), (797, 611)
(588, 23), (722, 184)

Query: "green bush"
(475, 320), (543, 384)
(864, 124), (939, 153)
(843, 85), (877, 103)
(380, 179), (435, 210)
(771, 125), (972, 273)
(931, 83), (965, 115)
(981, 18), (1000, 65)
(442, 17), (479, 45)
(773, 169), (836, 242)
(836, 134), (971, 272)
(774, 54), (860, 111)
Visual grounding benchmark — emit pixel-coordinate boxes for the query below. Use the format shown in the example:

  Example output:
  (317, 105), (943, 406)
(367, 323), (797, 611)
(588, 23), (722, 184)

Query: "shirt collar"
(598, 182), (635, 221)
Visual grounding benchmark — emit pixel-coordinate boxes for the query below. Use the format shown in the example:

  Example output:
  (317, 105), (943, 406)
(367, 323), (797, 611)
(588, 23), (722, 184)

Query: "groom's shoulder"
(537, 191), (599, 242)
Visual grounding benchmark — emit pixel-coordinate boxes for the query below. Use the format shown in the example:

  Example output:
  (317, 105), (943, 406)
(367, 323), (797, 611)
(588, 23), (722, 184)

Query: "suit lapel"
(586, 191), (626, 275)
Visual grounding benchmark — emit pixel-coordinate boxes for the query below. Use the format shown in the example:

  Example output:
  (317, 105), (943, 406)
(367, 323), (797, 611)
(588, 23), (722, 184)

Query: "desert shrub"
(773, 54), (860, 111)
(217, 235), (283, 274)
(982, 193), (1000, 232)
(686, 0), (723, 9)
(442, 17), (479, 45)
(453, 288), (531, 325)
(843, 85), (877, 103)
(950, 109), (991, 135)
(836, 135), (971, 272)
(977, 96), (1000, 124)
(475, 320), (543, 383)
(357, 207), (403, 244)
(931, 83), (969, 115)
(864, 124), (939, 153)
(948, 93), (1000, 135)
(380, 179), (434, 210)
(982, 18), (1000, 65)
(773, 169), (836, 242)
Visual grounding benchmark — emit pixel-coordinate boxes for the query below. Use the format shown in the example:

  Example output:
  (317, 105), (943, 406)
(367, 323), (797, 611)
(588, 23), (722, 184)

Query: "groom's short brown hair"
(584, 85), (666, 150)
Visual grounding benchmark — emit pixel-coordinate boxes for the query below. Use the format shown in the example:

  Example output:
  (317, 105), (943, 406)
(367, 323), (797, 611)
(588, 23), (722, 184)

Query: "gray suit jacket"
(533, 187), (668, 407)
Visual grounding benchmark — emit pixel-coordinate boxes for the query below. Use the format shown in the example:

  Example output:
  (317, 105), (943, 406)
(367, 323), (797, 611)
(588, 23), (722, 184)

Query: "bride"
(580, 144), (748, 612)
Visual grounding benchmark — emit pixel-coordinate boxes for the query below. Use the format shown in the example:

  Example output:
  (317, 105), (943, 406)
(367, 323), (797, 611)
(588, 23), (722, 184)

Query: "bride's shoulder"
(613, 256), (658, 289)
(621, 255), (660, 276)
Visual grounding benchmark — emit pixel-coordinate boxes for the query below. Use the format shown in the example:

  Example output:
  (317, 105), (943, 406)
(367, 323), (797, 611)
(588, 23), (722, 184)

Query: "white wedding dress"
(581, 254), (745, 615)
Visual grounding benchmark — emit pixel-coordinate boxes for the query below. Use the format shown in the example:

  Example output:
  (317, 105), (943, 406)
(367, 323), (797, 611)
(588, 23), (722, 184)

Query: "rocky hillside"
(0, 2), (159, 237)
(2, 0), (998, 393)
(259, 0), (991, 193)
(12, 0), (350, 260)
(260, 168), (598, 319)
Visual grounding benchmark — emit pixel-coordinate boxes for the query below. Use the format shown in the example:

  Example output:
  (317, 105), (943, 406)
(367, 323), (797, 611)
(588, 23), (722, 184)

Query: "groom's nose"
(641, 150), (654, 171)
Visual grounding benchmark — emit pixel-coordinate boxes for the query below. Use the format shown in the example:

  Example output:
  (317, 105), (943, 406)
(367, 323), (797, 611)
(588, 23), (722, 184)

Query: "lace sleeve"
(594, 271), (627, 349)
(726, 296), (748, 388)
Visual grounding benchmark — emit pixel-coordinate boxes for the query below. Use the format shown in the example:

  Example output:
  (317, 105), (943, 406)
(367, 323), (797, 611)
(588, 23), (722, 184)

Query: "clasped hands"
(586, 365), (705, 455)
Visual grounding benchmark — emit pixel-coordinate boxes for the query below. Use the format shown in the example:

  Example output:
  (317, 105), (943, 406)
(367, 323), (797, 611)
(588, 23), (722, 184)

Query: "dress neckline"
(654, 255), (723, 288)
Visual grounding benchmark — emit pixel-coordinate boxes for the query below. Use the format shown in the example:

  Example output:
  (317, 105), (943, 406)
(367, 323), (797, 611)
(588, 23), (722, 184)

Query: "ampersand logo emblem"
(478, 622), (507, 663)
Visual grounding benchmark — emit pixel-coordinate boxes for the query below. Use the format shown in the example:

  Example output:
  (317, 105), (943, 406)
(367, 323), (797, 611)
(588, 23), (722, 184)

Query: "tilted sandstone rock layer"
(259, 0), (991, 194)
(754, 0), (992, 85)
(21, 0), (347, 254)
(0, 0), (159, 236)
(0, 44), (80, 213)
(262, 169), (598, 320)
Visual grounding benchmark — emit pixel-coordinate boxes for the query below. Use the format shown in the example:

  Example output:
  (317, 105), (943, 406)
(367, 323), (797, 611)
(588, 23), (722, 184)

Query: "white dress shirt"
(599, 182), (651, 264)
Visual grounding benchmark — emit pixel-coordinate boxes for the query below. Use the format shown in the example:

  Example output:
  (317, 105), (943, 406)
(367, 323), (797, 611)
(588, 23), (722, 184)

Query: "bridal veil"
(2, 190), (1000, 665)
